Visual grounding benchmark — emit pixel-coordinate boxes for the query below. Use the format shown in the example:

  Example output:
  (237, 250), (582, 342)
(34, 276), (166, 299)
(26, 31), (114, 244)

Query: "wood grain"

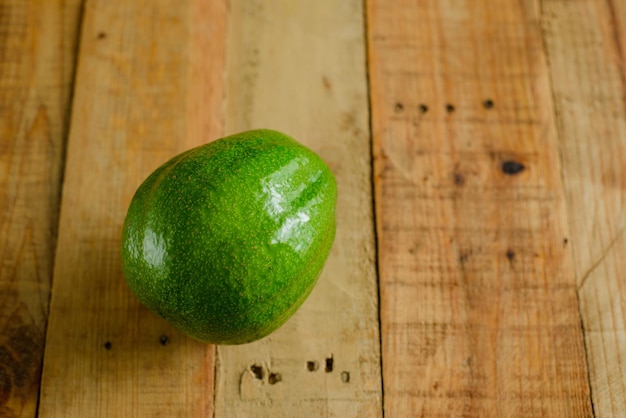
(214, 0), (382, 416)
(367, 0), (593, 416)
(0, 1), (82, 416)
(542, 0), (626, 415)
(37, 1), (226, 416)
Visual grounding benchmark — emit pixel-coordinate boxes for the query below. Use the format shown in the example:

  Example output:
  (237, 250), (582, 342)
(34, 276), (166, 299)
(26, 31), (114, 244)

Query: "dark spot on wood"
(250, 364), (263, 380)
(506, 249), (515, 261)
(104, 341), (112, 350)
(394, 102), (404, 113)
(322, 76), (331, 91)
(97, 32), (106, 39)
(453, 172), (465, 186)
(340, 111), (357, 133)
(325, 355), (334, 372)
(563, 238), (569, 245)
(501, 160), (525, 175)
(159, 335), (169, 346)
(306, 360), (319, 371)
(0, 360), (12, 407)
(341, 371), (350, 383)
(459, 251), (471, 265)
(446, 103), (455, 113)
(483, 99), (494, 109)
(0, 323), (44, 410)
(433, 381), (440, 391)
(268, 372), (282, 385)
(419, 104), (429, 113)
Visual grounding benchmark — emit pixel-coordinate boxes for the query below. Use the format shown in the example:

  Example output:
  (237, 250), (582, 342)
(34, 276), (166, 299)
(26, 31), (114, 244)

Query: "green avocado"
(121, 129), (337, 345)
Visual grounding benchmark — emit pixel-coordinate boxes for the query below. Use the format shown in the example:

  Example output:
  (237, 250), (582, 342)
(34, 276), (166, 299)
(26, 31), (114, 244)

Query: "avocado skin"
(121, 129), (337, 344)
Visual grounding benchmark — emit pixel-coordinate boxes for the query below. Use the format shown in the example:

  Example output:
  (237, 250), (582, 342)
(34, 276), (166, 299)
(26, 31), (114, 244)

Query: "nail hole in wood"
(307, 360), (319, 371)
(419, 104), (428, 113)
(446, 103), (455, 113)
(325, 355), (334, 373)
(97, 32), (106, 40)
(394, 102), (404, 113)
(506, 249), (515, 261)
(103, 341), (112, 350)
(483, 99), (494, 109)
(341, 371), (350, 383)
(250, 364), (264, 380)
(159, 335), (169, 346)
(501, 160), (525, 175)
(268, 372), (282, 385)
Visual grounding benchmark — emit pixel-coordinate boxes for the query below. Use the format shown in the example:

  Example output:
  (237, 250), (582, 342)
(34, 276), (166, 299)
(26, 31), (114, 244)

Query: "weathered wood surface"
(214, 1), (382, 417)
(366, 0), (593, 416)
(37, 1), (226, 416)
(542, 0), (626, 416)
(0, 1), (83, 416)
(1, 0), (625, 416)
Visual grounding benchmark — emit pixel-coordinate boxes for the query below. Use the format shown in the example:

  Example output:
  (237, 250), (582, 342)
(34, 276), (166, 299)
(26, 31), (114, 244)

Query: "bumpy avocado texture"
(121, 129), (337, 344)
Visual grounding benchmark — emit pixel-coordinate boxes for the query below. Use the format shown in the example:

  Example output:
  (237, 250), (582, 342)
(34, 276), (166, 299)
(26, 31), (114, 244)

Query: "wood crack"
(577, 226), (625, 291)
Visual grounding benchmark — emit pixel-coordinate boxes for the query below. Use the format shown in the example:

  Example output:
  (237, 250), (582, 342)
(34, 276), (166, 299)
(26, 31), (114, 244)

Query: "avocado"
(121, 129), (337, 344)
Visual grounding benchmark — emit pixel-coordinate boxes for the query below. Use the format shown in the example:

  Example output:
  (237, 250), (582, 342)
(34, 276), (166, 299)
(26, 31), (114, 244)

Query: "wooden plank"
(0, 1), (83, 416)
(37, 1), (226, 416)
(214, 0), (382, 416)
(366, 0), (593, 416)
(541, 0), (626, 415)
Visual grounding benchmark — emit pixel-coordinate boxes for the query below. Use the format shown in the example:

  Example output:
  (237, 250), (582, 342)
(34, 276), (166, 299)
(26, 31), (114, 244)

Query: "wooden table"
(2, 1), (624, 417)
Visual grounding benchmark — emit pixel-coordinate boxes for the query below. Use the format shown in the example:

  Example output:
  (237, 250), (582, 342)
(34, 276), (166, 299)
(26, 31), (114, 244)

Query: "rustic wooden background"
(1, 0), (624, 417)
